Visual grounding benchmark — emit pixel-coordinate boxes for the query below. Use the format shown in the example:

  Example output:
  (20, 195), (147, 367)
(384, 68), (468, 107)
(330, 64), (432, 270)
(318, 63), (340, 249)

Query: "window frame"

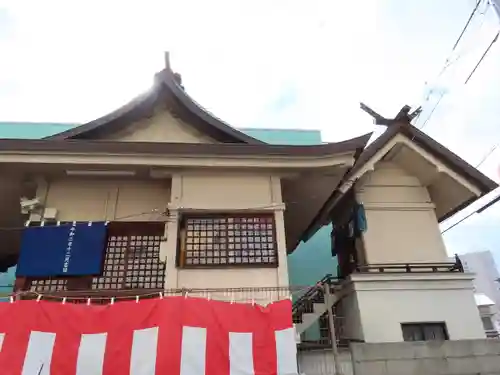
(401, 322), (449, 342)
(481, 316), (495, 331)
(176, 213), (279, 269)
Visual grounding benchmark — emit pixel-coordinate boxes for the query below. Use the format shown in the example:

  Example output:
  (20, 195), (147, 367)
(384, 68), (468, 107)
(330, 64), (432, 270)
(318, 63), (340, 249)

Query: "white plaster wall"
(101, 105), (217, 144)
(163, 172), (289, 298)
(356, 162), (449, 264)
(178, 173), (277, 209)
(343, 273), (485, 343)
(35, 177), (171, 222)
(337, 293), (364, 341)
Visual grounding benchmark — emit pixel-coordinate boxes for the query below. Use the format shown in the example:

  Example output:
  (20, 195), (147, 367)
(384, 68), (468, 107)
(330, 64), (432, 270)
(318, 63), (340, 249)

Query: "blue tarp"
(16, 222), (107, 277)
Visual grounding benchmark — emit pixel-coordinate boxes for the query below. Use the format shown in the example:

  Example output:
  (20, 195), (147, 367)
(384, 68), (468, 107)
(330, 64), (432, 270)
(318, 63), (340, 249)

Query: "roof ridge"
(44, 52), (265, 144)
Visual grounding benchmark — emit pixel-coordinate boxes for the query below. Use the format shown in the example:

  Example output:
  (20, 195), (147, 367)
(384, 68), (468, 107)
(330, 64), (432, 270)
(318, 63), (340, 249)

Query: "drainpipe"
(324, 283), (343, 375)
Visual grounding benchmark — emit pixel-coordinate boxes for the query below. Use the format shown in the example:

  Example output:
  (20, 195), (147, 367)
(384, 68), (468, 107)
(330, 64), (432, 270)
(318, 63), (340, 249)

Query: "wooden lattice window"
(28, 222), (165, 292)
(178, 214), (278, 268)
(30, 277), (67, 292)
(92, 233), (165, 289)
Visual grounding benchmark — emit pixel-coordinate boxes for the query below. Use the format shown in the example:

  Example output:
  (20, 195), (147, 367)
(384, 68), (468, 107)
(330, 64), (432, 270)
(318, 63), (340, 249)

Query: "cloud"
(0, 0), (500, 257)
(268, 84), (299, 112)
(0, 7), (14, 39)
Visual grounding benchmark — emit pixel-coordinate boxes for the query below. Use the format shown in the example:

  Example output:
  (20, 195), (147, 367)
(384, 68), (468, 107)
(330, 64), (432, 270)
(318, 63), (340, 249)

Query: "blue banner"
(16, 222), (107, 277)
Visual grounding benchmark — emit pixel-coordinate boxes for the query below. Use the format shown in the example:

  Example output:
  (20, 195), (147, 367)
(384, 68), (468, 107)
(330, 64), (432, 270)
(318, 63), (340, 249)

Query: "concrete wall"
(350, 340), (500, 375)
(460, 251), (500, 306)
(356, 162), (448, 264)
(298, 349), (353, 375)
(340, 273), (486, 342)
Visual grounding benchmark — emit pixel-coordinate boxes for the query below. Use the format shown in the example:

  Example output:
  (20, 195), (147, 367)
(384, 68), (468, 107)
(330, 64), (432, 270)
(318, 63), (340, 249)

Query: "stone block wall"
(350, 340), (500, 375)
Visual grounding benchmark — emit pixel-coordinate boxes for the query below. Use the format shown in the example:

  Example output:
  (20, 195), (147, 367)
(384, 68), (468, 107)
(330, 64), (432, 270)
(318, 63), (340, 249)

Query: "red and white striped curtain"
(0, 297), (298, 375)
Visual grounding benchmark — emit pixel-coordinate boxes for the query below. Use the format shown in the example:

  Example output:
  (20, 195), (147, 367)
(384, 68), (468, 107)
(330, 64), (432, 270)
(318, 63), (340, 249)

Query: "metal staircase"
(292, 274), (343, 335)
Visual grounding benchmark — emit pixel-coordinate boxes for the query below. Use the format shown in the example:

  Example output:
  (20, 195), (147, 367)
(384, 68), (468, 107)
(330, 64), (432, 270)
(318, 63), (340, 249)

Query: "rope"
(10, 285), (314, 303)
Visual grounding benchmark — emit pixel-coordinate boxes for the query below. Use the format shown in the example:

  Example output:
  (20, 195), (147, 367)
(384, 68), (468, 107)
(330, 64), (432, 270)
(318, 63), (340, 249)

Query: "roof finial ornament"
(164, 51), (171, 71)
(164, 51), (184, 88)
(359, 102), (421, 126)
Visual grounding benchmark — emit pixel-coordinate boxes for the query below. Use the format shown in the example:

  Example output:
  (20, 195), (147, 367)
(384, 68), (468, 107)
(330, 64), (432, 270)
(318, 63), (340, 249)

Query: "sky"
(0, 1), (500, 261)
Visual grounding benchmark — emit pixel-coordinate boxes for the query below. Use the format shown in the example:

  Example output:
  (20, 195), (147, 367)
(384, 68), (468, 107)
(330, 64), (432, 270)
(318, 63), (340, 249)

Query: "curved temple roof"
(0, 133), (372, 157)
(302, 118), (499, 243)
(45, 53), (265, 144)
(0, 53), (376, 270)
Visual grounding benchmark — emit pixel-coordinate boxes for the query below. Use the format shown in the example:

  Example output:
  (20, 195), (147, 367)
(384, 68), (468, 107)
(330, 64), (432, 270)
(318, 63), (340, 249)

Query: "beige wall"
(101, 106), (217, 144)
(176, 173), (280, 210)
(34, 177), (171, 222)
(33, 171), (288, 298)
(356, 162), (448, 264)
(340, 273), (485, 343)
(164, 172), (289, 299)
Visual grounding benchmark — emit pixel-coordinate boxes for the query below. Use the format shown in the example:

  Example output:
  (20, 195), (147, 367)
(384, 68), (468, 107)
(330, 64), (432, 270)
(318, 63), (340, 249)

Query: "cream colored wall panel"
(176, 268), (283, 303)
(366, 162), (421, 186)
(101, 107), (217, 144)
(358, 185), (431, 205)
(179, 174), (274, 209)
(114, 181), (171, 221)
(348, 274), (485, 342)
(357, 162), (448, 264)
(44, 178), (110, 221)
(42, 177), (171, 222)
(363, 209), (447, 263)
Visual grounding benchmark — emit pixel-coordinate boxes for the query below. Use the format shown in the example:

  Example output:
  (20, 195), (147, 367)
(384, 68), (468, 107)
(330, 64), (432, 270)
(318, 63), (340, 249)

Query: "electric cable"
(441, 189), (500, 234)
(11, 285), (313, 303)
(0, 208), (176, 232)
(464, 31), (499, 84)
(475, 143), (499, 168)
(417, 0), (487, 129)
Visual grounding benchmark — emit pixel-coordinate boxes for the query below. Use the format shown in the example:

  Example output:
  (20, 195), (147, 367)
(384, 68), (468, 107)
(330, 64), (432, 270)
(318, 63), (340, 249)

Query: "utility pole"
(324, 283), (343, 375)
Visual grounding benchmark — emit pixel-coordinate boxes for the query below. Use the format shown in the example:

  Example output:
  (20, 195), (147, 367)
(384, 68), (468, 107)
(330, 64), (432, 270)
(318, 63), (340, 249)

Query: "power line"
(452, 0), (484, 52)
(0, 209), (175, 232)
(475, 143), (499, 168)
(419, 94), (444, 130)
(442, 190), (500, 234)
(442, 133), (500, 234)
(433, 0), (483, 83)
(417, 0), (485, 129)
(464, 31), (499, 84)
